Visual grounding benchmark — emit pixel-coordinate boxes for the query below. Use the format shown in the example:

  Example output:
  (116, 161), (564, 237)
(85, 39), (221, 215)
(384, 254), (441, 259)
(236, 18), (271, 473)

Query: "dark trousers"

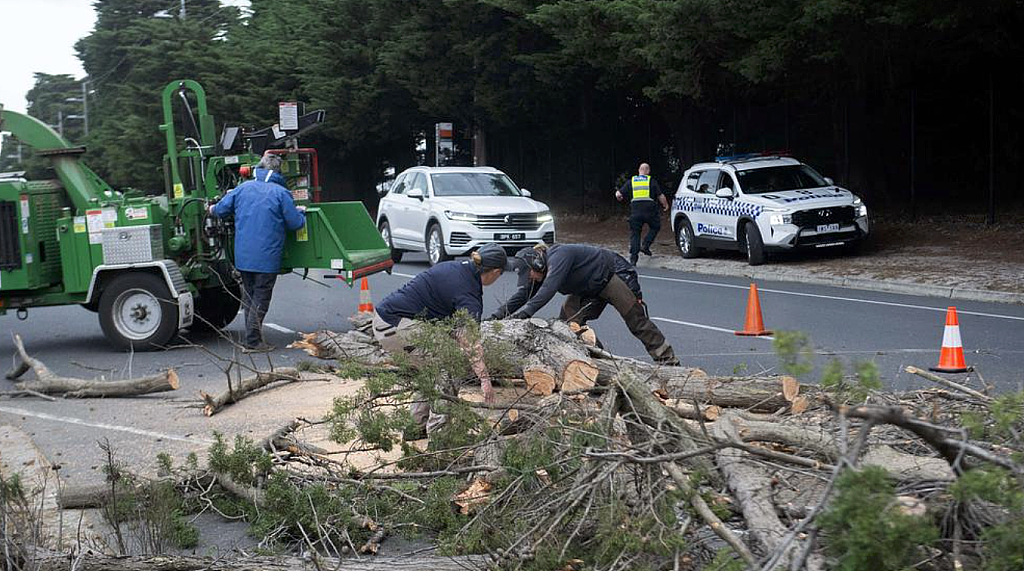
(629, 201), (661, 256)
(559, 274), (678, 364)
(240, 271), (277, 348)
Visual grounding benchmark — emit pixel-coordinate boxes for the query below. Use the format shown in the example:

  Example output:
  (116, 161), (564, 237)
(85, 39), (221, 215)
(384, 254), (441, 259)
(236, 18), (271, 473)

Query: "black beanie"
(476, 244), (508, 270)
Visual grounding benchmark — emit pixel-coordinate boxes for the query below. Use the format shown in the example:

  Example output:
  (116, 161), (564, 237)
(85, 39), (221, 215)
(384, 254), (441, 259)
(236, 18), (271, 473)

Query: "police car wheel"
(676, 218), (701, 259)
(743, 222), (766, 266)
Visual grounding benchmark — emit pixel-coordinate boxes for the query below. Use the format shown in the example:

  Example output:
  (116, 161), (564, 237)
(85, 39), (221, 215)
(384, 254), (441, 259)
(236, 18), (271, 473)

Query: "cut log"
(523, 362), (556, 396)
(6, 334), (178, 397)
(57, 482), (135, 509)
(199, 368), (307, 416)
(711, 412), (827, 570)
(663, 399), (721, 421)
(781, 375), (800, 402)
(561, 359), (599, 392)
(288, 329), (390, 365)
(29, 553), (488, 571)
(596, 358), (806, 412)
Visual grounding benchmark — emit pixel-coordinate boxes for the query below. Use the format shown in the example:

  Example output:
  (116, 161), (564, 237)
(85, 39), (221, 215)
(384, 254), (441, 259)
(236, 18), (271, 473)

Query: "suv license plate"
(816, 223), (840, 233)
(495, 232), (525, 240)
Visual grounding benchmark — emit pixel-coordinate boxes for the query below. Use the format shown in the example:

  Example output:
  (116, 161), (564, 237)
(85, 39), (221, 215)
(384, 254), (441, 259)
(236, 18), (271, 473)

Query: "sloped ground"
(558, 212), (1024, 297)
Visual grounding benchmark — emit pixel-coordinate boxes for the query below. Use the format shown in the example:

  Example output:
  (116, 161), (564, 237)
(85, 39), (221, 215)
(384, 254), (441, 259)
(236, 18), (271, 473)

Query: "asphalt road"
(2, 253), (1023, 490)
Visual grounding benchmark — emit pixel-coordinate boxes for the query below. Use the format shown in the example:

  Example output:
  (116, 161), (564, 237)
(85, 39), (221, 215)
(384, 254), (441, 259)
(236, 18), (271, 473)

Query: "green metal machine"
(0, 79), (392, 350)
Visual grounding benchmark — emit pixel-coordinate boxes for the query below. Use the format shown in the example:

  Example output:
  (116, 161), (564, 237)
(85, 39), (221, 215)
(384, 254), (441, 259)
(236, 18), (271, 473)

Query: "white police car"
(670, 156), (869, 265)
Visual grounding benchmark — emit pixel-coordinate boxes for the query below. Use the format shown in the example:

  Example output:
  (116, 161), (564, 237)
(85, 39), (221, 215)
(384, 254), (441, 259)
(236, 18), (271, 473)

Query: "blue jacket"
(213, 168), (305, 273)
(376, 260), (483, 326)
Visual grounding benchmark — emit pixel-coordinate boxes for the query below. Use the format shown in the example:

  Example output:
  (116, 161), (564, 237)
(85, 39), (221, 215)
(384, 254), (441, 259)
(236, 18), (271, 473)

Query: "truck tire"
(379, 220), (403, 263)
(676, 217), (702, 259)
(193, 281), (242, 331)
(744, 222), (766, 266)
(98, 273), (179, 351)
(426, 223), (450, 266)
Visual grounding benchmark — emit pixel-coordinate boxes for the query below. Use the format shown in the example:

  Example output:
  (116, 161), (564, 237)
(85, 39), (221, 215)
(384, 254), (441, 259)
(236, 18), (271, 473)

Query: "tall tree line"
(6, 0), (1023, 214)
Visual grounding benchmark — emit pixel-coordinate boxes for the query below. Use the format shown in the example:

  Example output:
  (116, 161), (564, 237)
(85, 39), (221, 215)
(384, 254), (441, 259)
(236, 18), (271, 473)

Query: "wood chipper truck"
(0, 79), (393, 350)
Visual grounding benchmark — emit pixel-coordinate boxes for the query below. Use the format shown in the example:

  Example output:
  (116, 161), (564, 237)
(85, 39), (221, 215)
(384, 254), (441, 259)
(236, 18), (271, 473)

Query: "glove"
(510, 311), (528, 320)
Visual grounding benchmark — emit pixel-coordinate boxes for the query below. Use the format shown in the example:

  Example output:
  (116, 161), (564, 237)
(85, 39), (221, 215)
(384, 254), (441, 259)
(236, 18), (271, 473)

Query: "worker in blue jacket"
(373, 244), (507, 436)
(209, 153), (306, 352)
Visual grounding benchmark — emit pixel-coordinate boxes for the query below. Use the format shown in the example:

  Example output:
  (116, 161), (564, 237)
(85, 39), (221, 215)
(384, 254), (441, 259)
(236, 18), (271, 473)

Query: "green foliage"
(707, 548), (746, 571)
(773, 330), (815, 378)
(819, 466), (938, 571)
(208, 432), (274, 486)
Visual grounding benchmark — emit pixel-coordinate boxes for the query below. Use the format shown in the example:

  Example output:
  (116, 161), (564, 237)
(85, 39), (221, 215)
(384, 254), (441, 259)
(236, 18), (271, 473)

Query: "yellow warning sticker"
(296, 226), (308, 242)
(73, 216), (87, 233)
(173, 183), (184, 199)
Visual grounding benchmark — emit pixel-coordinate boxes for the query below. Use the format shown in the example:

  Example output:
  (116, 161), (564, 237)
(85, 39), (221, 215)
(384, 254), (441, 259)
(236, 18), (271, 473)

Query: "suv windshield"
(430, 173), (522, 197)
(736, 165), (828, 194)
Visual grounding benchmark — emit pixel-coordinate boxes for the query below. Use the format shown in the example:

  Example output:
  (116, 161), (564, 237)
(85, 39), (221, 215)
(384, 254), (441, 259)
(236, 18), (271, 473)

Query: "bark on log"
(6, 334), (179, 397)
(29, 553), (488, 571)
(595, 358), (805, 412)
(662, 399), (721, 421)
(614, 370), (718, 483)
(711, 412), (827, 571)
(57, 482), (135, 509)
(288, 329), (390, 365)
(200, 368), (306, 416)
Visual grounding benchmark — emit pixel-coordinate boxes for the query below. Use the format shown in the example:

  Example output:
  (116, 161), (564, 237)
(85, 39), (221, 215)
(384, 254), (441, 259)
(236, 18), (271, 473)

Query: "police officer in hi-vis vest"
(616, 162), (670, 266)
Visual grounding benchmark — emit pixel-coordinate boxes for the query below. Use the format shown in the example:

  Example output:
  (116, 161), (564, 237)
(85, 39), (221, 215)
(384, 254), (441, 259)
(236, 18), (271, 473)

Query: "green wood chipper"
(0, 79), (392, 350)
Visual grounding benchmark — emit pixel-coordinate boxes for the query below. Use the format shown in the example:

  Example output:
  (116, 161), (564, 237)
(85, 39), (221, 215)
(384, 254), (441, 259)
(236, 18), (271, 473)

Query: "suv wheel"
(743, 222), (765, 266)
(676, 218), (702, 259)
(379, 220), (403, 263)
(427, 223), (450, 266)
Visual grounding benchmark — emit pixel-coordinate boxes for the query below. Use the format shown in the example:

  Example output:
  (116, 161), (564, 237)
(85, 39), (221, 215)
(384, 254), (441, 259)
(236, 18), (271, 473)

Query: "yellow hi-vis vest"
(631, 175), (652, 201)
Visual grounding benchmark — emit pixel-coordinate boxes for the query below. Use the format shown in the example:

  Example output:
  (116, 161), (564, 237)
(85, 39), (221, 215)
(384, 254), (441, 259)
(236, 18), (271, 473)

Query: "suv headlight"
(853, 197), (868, 217)
(444, 210), (477, 222)
(764, 207), (791, 226)
(537, 211), (553, 223)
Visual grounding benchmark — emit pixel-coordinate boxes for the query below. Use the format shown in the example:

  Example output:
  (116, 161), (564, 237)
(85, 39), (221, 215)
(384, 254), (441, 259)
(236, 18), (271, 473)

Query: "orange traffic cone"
(930, 306), (969, 373)
(735, 283), (772, 336)
(357, 277), (374, 314)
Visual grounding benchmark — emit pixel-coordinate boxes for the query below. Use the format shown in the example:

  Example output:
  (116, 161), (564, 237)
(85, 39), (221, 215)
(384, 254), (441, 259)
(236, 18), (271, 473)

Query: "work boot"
(651, 342), (679, 366)
(641, 245), (653, 256)
(629, 254), (639, 266)
(242, 342), (275, 354)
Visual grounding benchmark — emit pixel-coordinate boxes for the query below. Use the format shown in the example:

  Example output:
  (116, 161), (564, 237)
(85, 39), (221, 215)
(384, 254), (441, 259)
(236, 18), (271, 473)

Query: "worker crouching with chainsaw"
(491, 243), (680, 366)
(372, 244), (507, 437)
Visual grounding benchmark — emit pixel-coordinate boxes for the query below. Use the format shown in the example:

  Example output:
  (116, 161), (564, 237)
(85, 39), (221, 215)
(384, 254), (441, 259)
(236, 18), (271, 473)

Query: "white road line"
(640, 274), (1024, 322)
(392, 271), (417, 279)
(652, 316), (775, 341)
(0, 406), (215, 445)
(264, 322), (294, 334)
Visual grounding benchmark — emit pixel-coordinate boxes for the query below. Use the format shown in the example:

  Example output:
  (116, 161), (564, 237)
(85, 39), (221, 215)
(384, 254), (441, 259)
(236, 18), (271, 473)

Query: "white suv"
(376, 166), (555, 265)
(670, 156), (869, 265)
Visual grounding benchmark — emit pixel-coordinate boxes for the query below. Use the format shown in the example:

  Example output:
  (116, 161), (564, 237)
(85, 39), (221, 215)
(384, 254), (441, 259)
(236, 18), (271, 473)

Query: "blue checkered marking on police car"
(699, 199), (763, 217)
(674, 197), (763, 217)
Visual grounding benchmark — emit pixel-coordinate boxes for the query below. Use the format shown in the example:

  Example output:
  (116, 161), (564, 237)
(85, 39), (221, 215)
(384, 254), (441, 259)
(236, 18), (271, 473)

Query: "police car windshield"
(431, 173), (522, 197)
(736, 165), (828, 194)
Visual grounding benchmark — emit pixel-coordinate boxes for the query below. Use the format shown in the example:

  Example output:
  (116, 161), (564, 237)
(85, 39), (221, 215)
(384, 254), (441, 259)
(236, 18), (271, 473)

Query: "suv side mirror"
(715, 187), (735, 199)
(520, 188), (532, 197)
(407, 187), (424, 199)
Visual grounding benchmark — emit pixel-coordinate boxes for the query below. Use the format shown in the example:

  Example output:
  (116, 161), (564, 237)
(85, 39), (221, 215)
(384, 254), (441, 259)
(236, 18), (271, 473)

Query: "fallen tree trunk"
(596, 358), (806, 412)
(29, 553), (488, 571)
(287, 329), (391, 365)
(6, 334), (178, 397)
(712, 412), (827, 570)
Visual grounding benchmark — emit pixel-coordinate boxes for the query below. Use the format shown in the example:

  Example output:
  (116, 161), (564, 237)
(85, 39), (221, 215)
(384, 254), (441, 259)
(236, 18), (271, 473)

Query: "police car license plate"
(495, 232), (525, 240)
(816, 223), (840, 234)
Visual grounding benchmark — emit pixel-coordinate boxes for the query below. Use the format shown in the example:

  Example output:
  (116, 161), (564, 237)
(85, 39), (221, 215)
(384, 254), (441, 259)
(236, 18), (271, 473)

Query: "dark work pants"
(629, 201), (661, 256)
(559, 274), (678, 364)
(240, 271), (277, 348)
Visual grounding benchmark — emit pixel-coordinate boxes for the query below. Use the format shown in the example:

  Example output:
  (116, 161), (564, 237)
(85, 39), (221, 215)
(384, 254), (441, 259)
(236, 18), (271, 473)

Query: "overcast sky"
(0, 0), (96, 115)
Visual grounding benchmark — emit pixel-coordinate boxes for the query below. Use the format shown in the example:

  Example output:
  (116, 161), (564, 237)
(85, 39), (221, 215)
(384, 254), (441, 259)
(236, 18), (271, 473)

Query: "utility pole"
(180, 0), (186, 18)
(66, 79), (89, 137)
